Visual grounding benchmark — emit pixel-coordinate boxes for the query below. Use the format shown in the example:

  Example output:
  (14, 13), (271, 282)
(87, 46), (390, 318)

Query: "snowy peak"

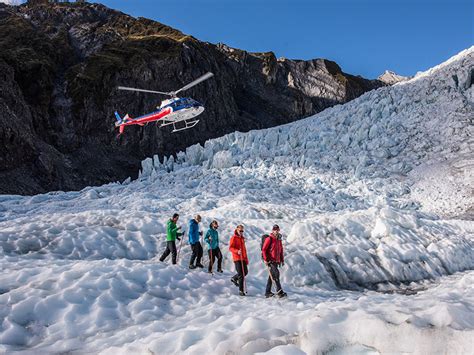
(378, 70), (410, 85)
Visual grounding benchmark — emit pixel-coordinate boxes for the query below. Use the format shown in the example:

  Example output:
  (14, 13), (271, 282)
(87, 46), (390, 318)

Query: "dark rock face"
(0, 2), (385, 195)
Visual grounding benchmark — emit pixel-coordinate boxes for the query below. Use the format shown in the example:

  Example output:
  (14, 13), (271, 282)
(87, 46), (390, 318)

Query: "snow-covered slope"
(0, 47), (473, 354)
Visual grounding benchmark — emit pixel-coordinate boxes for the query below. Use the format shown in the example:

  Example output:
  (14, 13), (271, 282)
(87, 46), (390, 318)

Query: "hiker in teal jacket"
(159, 213), (184, 264)
(204, 220), (223, 273)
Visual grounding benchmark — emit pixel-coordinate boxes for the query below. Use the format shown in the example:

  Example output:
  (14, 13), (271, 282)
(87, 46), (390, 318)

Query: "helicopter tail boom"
(115, 112), (132, 135)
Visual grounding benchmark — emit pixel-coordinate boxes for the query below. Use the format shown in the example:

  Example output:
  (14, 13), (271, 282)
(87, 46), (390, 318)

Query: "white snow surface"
(1, 47), (473, 354)
(0, 0), (22, 5)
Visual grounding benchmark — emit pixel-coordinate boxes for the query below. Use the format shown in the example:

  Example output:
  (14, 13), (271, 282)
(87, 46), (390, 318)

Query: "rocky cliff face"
(0, 2), (385, 195)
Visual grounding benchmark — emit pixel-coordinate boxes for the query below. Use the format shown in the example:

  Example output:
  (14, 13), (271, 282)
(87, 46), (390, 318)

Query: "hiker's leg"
(216, 248), (223, 270)
(266, 274), (272, 294)
(271, 263), (282, 292)
(160, 243), (171, 261)
(196, 242), (203, 265)
(170, 241), (177, 264)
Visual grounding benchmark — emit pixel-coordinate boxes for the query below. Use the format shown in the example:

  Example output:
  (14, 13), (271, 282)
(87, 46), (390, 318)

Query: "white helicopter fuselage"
(158, 97), (205, 132)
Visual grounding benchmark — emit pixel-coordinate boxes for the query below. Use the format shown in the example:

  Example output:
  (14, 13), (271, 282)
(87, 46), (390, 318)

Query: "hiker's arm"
(229, 237), (239, 254)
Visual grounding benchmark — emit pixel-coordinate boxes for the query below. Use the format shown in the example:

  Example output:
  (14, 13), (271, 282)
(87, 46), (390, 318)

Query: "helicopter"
(114, 72), (214, 135)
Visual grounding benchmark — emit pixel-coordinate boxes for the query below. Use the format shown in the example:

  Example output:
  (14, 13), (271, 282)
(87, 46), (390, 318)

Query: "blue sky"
(98, 0), (471, 78)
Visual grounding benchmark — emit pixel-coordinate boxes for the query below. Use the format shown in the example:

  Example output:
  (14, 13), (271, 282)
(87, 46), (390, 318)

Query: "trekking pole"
(176, 231), (184, 263)
(240, 258), (246, 294)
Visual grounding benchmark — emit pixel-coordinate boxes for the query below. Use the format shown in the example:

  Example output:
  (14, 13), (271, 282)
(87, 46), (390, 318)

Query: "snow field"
(2, 258), (472, 353)
(0, 47), (473, 353)
(2, 163), (472, 290)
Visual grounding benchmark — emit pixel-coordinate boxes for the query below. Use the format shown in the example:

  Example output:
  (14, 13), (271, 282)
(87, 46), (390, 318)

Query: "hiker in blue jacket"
(188, 214), (204, 269)
(205, 220), (223, 273)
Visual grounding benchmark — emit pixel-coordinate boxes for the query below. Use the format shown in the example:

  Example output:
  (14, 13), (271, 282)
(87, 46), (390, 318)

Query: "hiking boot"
(196, 263), (204, 268)
(239, 291), (246, 296)
(231, 278), (239, 287)
(217, 268), (223, 273)
(265, 292), (275, 298)
(207, 270), (213, 274)
(189, 264), (196, 269)
(277, 290), (287, 298)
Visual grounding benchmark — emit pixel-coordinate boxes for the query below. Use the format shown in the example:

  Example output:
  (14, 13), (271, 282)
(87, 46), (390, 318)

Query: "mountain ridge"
(0, 1), (384, 195)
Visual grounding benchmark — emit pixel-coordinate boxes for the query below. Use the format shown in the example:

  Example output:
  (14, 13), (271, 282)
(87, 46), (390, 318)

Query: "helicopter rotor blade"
(117, 86), (172, 96)
(174, 72), (214, 95)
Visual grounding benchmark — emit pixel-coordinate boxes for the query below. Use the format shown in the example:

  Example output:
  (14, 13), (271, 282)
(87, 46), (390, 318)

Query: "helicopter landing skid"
(172, 119), (199, 133)
(161, 119), (200, 133)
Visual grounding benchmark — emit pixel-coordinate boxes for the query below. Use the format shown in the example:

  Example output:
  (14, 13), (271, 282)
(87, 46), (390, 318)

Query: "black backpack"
(260, 234), (273, 260)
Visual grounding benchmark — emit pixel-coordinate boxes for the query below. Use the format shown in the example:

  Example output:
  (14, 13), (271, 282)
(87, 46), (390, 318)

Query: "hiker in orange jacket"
(229, 224), (248, 296)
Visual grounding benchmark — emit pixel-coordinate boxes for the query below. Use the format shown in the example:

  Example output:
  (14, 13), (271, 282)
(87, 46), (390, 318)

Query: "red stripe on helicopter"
(122, 107), (172, 126)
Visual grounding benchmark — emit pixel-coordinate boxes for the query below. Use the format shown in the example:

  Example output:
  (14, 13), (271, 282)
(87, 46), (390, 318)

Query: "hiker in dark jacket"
(262, 224), (287, 298)
(188, 214), (204, 269)
(159, 213), (184, 264)
(229, 225), (249, 296)
(204, 220), (223, 273)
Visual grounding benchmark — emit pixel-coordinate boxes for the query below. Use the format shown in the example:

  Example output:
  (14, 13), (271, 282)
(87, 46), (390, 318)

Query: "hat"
(272, 224), (280, 231)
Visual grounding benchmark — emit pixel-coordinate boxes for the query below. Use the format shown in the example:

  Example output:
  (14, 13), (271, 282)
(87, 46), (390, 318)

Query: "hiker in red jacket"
(262, 224), (287, 298)
(229, 224), (248, 296)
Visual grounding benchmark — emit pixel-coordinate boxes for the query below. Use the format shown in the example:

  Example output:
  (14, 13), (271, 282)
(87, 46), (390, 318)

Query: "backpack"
(260, 234), (272, 260)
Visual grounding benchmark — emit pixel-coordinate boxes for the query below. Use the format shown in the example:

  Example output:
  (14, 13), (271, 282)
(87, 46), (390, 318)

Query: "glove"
(199, 231), (203, 236)
(177, 237), (181, 241)
(281, 261), (285, 267)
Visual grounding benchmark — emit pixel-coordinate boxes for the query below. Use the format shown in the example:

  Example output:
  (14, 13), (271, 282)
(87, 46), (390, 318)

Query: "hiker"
(188, 214), (204, 269)
(159, 213), (184, 264)
(229, 224), (248, 296)
(204, 220), (223, 273)
(262, 224), (287, 298)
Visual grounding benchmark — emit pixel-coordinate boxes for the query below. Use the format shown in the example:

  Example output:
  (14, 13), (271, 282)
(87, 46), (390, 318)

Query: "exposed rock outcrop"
(0, 2), (385, 194)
